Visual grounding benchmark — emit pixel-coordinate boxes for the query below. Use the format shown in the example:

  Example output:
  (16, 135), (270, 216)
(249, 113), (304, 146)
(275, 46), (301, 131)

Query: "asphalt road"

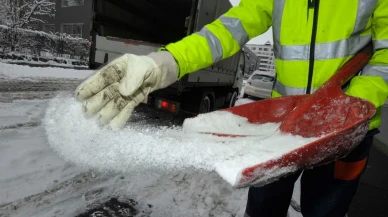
(1, 77), (387, 217)
(0, 77), (81, 103)
(348, 138), (388, 217)
(349, 104), (388, 217)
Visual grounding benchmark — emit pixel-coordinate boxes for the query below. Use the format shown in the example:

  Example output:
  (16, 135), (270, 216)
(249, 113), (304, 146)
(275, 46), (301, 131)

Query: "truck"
(89, 0), (246, 116)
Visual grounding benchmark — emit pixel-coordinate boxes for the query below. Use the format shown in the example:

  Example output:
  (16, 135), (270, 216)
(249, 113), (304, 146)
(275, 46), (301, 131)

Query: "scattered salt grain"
(44, 94), (318, 187)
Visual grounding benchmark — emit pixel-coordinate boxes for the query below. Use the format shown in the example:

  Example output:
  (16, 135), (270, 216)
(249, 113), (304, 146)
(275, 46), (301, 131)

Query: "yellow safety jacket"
(164, 0), (388, 130)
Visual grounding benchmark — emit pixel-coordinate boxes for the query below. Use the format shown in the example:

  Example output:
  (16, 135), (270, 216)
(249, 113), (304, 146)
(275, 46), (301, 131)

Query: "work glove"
(75, 51), (179, 129)
(345, 75), (388, 129)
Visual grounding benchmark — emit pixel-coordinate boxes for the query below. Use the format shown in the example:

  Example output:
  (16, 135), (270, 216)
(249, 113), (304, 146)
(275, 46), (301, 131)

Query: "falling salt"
(44, 94), (318, 187)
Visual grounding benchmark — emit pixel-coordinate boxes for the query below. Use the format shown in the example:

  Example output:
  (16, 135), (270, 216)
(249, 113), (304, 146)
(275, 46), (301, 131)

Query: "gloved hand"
(75, 51), (178, 129)
(345, 75), (388, 129)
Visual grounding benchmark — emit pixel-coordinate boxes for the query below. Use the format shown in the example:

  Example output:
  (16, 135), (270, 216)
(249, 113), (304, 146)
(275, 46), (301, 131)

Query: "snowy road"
(0, 63), (303, 217)
(0, 78), (81, 103)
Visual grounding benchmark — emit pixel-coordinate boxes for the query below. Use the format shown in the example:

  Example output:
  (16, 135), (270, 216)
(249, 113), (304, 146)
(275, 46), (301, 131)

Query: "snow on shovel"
(197, 44), (376, 188)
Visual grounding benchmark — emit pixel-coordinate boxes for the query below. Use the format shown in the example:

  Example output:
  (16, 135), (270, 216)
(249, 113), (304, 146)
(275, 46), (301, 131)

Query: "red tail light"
(161, 101), (169, 109)
(170, 104), (177, 113)
(156, 99), (179, 113)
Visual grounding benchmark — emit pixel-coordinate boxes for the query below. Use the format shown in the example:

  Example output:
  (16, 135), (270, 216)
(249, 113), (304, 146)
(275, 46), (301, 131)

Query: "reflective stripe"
(273, 0), (375, 61)
(274, 79), (360, 96)
(274, 80), (319, 96)
(313, 34), (370, 59)
(276, 35), (371, 60)
(219, 15), (249, 46)
(352, 0), (378, 34)
(272, 0), (286, 55)
(373, 40), (388, 50)
(362, 64), (388, 83)
(195, 27), (223, 62)
(274, 80), (305, 95)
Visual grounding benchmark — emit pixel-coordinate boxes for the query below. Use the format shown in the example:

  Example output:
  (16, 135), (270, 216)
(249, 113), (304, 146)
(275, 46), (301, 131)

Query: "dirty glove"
(345, 75), (388, 129)
(75, 51), (178, 129)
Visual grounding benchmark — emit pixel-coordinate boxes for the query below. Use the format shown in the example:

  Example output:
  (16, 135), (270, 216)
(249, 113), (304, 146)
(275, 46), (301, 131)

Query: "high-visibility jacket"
(164, 0), (388, 130)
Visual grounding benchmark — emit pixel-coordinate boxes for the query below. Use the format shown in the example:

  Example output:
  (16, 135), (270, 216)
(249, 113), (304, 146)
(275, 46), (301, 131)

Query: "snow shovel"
(215, 44), (376, 188)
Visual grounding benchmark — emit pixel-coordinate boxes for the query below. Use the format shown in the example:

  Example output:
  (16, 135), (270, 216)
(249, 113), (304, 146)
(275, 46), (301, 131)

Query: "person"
(75, 0), (388, 216)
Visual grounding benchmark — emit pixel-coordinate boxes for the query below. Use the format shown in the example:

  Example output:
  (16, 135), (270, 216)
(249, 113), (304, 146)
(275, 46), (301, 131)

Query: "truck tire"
(243, 93), (248, 98)
(199, 95), (211, 114)
(229, 91), (238, 107)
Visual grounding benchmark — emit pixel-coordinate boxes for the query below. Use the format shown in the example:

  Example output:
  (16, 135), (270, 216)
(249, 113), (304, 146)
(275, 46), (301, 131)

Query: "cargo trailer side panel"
(184, 0), (241, 85)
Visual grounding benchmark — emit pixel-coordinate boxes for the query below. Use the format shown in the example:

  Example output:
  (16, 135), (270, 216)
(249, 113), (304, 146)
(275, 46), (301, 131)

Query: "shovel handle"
(279, 43), (374, 137)
(324, 43), (373, 89)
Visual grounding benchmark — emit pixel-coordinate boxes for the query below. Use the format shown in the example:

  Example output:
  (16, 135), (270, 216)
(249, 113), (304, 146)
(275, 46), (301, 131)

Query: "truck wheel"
(229, 91), (238, 107)
(243, 93), (248, 98)
(199, 96), (211, 114)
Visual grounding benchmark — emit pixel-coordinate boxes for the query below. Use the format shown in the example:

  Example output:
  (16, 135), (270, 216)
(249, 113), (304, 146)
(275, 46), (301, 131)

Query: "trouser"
(244, 129), (379, 217)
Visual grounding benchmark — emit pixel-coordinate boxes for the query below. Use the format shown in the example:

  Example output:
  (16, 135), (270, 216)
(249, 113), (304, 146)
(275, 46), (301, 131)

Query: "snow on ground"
(0, 100), (45, 127)
(240, 80), (247, 96)
(236, 80), (256, 106)
(0, 63), (303, 217)
(0, 99), (83, 205)
(0, 98), (249, 217)
(0, 97), (302, 217)
(235, 98), (255, 106)
(0, 59), (89, 70)
(0, 62), (94, 80)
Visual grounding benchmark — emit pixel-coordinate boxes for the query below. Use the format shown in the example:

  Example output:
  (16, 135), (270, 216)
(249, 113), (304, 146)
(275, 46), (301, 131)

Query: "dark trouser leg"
(244, 170), (302, 217)
(300, 129), (379, 217)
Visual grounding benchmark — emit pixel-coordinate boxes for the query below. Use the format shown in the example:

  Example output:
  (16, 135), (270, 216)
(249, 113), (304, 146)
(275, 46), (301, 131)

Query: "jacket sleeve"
(345, 0), (388, 128)
(164, 0), (274, 78)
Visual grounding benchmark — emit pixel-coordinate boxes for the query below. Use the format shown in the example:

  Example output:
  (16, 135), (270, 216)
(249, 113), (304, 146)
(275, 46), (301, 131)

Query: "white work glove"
(75, 51), (178, 129)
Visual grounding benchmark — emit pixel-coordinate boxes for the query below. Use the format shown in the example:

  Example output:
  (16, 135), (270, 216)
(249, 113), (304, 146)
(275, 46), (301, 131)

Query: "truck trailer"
(89, 0), (246, 115)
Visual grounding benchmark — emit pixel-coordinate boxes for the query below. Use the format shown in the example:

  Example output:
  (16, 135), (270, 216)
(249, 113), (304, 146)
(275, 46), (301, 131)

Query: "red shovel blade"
(235, 118), (372, 188)
(217, 90), (375, 188)
(213, 44), (376, 188)
(279, 52), (376, 138)
(213, 48), (375, 139)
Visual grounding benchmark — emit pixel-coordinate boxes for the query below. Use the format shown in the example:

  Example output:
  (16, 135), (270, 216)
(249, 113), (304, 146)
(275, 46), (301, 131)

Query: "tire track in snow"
(0, 121), (41, 130)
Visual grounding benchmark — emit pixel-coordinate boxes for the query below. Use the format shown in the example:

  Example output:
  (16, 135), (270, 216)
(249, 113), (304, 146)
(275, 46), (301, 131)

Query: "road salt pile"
(44, 94), (317, 186)
(183, 111), (278, 136)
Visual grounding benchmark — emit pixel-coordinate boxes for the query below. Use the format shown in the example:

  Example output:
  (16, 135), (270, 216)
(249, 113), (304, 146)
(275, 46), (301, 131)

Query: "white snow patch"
(0, 59), (88, 69)
(0, 98), (304, 217)
(0, 99), (249, 217)
(44, 94), (318, 187)
(183, 111), (279, 136)
(0, 100), (82, 204)
(235, 98), (255, 106)
(0, 99), (46, 127)
(0, 62), (94, 79)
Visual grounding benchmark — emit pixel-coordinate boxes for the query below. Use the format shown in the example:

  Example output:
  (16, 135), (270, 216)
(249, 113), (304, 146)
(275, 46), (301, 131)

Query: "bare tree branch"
(0, 0), (55, 28)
